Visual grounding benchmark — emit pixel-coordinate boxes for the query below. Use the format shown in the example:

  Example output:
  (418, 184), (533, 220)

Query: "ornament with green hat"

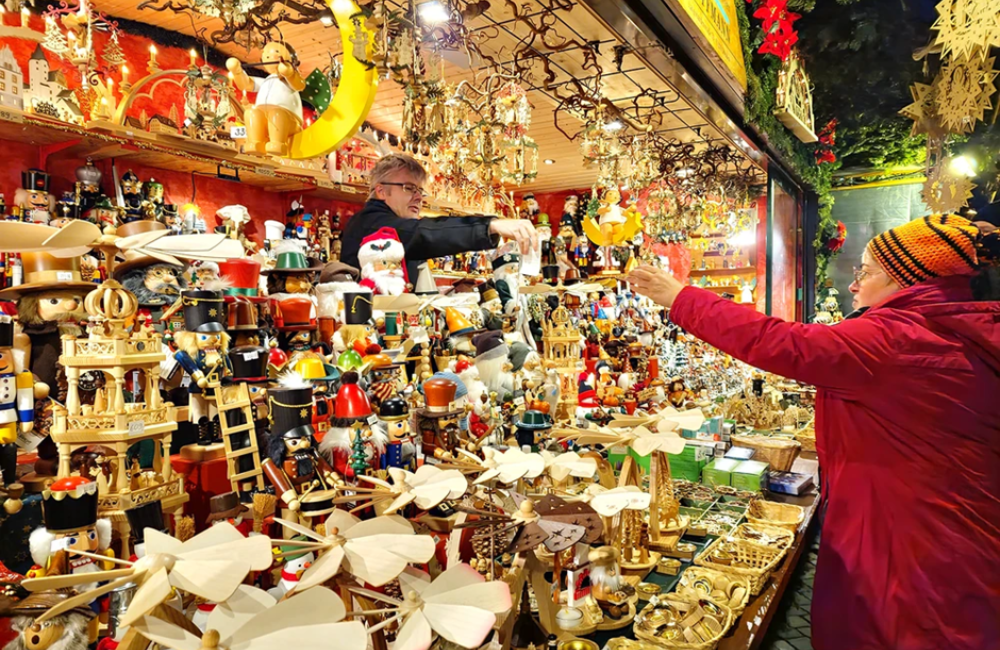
(263, 240), (322, 274)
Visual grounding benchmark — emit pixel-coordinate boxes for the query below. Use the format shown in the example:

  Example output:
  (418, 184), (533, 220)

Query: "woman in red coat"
(629, 215), (1000, 650)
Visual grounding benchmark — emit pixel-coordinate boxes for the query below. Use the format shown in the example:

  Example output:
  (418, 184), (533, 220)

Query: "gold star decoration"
(300, 408), (309, 418)
(931, 0), (1000, 63)
(209, 308), (218, 317)
(922, 159), (977, 213)
(899, 82), (948, 140)
(932, 51), (998, 135)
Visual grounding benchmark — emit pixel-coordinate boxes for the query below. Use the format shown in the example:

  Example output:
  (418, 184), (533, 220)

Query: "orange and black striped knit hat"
(867, 214), (980, 288)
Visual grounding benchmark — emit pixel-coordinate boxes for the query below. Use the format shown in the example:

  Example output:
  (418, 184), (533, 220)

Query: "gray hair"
(368, 154), (427, 199)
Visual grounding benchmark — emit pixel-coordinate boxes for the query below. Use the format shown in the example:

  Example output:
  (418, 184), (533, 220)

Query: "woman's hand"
(627, 265), (684, 308)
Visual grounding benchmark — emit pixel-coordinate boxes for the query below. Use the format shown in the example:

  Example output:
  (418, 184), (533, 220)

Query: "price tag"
(244, 350), (259, 361)
(513, 396), (525, 406)
(316, 179), (336, 189)
(367, 414), (380, 426)
(254, 166), (276, 177)
(56, 271), (73, 282)
(128, 420), (145, 436)
(125, 130), (135, 137)
(0, 109), (24, 124)
(230, 125), (247, 139)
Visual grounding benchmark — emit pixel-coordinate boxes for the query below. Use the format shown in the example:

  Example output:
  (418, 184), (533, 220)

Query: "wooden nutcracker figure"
(0, 315), (35, 487)
(27, 477), (112, 588)
(174, 290), (233, 446)
(378, 396), (414, 471)
(262, 380), (340, 526)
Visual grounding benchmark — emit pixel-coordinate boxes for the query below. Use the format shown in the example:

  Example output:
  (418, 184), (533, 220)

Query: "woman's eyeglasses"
(380, 182), (428, 199)
(853, 267), (876, 283)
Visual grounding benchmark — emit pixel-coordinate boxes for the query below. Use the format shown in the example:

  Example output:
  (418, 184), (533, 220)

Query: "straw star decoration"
(932, 52), (998, 134)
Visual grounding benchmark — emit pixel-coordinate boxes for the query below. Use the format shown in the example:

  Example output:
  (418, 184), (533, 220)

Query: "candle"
(149, 44), (157, 61)
(189, 49), (197, 67)
(122, 65), (129, 82)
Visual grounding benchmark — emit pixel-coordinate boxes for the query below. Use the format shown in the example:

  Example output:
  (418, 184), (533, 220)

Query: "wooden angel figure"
(227, 41), (306, 157)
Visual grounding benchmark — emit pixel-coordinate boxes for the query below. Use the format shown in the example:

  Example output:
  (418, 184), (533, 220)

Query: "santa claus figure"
(358, 227), (408, 296)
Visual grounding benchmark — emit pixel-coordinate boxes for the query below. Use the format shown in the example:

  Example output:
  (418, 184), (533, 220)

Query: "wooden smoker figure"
(262, 381), (340, 527)
(174, 290), (233, 447)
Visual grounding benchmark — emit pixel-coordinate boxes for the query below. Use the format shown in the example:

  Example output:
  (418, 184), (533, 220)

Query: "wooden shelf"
(691, 266), (757, 274)
(0, 108), (370, 201)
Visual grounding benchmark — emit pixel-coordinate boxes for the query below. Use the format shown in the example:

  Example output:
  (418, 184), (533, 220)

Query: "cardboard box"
(732, 460), (770, 492)
(702, 458), (742, 488)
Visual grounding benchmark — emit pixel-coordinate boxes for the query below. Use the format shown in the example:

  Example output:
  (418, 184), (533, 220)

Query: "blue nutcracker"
(173, 290), (233, 445)
(0, 315), (35, 486)
(379, 396), (414, 471)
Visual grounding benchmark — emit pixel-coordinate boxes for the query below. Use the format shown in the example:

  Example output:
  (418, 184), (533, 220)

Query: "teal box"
(702, 458), (742, 488)
(732, 460), (770, 492)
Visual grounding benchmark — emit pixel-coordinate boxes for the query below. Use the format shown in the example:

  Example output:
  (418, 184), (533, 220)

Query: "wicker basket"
(674, 566), (753, 617)
(694, 536), (786, 595)
(747, 500), (805, 534)
(731, 434), (801, 471)
(634, 595), (734, 650)
(731, 522), (795, 550)
(794, 426), (816, 453)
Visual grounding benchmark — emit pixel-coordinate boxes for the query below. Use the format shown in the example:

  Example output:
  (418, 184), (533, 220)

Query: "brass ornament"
(922, 159), (977, 213)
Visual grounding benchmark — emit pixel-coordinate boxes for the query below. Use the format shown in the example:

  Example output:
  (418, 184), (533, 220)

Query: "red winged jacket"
(669, 275), (1000, 650)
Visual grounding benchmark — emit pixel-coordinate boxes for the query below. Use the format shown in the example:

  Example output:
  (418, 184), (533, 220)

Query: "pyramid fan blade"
(383, 491), (416, 515)
(425, 579), (512, 614)
(292, 545), (345, 593)
(423, 602), (498, 649)
(207, 585), (277, 642)
(36, 575), (134, 624)
(41, 219), (101, 250)
(179, 534), (273, 571)
(343, 536), (433, 587)
(169, 560), (249, 603)
(537, 520), (586, 553)
(0, 222), (56, 251)
(391, 612), (433, 650)
(234, 621), (368, 650)
(133, 614), (204, 650)
(116, 230), (169, 251)
(342, 514), (413, 539)
(473, 468), (501, 485)
(23, 567), (135, 592)
(119, 567), (173, 628)
(144, 528), (184, 556)
(410, 484), (449, 511)
(397, 567), (432, 598)
(228, 587), (347, 647)
(273, 518), (330, 543)
(178, 522), (244, 554)
(324, 509), (361, 536)
(418, 564), (485, 602)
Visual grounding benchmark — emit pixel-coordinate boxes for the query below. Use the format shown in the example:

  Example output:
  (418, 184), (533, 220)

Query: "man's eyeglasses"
(380, 182), (428, 199)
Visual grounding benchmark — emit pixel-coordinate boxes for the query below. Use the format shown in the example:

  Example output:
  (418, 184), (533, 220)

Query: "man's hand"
(627, 265), (684, 308)
(489, 219), (538, 255)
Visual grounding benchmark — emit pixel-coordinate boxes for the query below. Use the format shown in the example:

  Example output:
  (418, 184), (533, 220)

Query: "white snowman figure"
(268, 540), (315, 599)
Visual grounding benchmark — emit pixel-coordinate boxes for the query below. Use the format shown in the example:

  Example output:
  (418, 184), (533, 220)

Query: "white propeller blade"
(119, 566), (173, 627)
(586, 486), (652, 517)
(207, 586), (277, 642)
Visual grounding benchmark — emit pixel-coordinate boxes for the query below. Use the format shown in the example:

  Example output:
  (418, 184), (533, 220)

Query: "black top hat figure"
(180, 290), (227, 333)
(0, 317), (13, 349)
(229, 345), (270, 383)
(343, 291), (373, 325)
(125, 501), (167, 544)
(21, 169), (50, 193)
(268, 386), (315, 440)
(42, 478), (99, 534)
(379, 395), (409, 421)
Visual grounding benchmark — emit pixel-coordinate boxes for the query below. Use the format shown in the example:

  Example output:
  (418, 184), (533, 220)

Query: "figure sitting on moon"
(227, 41), (306, 157)
(583, 189), (643, 247)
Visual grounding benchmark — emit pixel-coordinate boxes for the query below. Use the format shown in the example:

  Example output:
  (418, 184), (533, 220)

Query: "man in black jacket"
(341, 154), (537, 284)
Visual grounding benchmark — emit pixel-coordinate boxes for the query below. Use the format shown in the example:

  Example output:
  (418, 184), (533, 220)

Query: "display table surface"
(592, 466), (820, 649)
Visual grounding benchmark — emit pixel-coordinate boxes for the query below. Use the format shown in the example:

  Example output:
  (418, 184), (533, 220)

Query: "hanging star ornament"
(922, 160), (977, 214)
(899, 82), (949, 140)
(931, 0), (1000, 63)
(932, 52), (998, 134)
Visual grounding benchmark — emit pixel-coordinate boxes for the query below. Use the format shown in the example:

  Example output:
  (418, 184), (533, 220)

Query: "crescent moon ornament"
(288, 0), (379, 160)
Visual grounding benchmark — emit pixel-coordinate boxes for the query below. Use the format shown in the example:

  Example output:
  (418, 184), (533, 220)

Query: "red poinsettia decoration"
(759, 29), (799, 60)
(827, 221), (847, 252)
(816, 149), (837, 165)
(818, 118), (838, 146)
(753, 0), (801, 33)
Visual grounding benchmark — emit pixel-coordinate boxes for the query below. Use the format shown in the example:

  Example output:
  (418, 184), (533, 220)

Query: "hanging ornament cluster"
(930, 0), (1000, 64)
(922, 157), (977, 213)
(814, 119), (838, 165)
(749, 0), (801, 61)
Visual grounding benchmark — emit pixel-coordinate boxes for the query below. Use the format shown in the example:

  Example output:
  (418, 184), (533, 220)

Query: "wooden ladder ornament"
(212, 382), (266, 493)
